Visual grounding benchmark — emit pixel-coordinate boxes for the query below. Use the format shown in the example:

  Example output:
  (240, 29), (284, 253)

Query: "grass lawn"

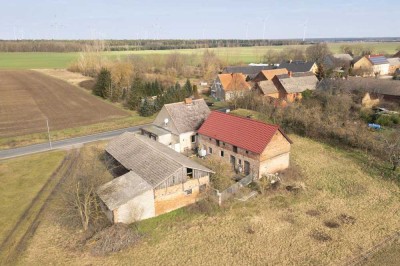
(17, 134), (400, 265)
(0, 42), (398, 69)
(365, 238), (400, 266)
(0, 151), (66, 244)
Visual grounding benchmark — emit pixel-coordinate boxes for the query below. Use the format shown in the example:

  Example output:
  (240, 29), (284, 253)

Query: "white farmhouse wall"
(114, 189), (155, 223)
(373, 64), (389, 75)
(157, 134), (172, 146)
(152, 107), (179, 135)
(178, 131), (196, 153)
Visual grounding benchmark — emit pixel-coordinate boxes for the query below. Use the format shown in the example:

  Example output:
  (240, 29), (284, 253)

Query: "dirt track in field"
(0, 70), (129, 137)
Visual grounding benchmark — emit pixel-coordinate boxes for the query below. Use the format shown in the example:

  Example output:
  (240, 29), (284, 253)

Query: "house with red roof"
(197, 111), (292, 178)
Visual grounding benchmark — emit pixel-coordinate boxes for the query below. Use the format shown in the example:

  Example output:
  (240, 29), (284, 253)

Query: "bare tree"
(306, 43), (331, 64)
(62, 147), (112, 232)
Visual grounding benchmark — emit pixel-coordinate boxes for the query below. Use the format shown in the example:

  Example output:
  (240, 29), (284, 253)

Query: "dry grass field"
(16, 135), (400, 265)
(0, 70), (129, 138)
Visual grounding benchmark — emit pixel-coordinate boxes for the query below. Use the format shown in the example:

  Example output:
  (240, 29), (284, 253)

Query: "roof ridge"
(212, 110), (279, 128)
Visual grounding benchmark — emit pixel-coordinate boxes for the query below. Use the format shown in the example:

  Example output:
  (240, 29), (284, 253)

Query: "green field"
(0, 151), (66, 244)
(0, 42), (398, 69)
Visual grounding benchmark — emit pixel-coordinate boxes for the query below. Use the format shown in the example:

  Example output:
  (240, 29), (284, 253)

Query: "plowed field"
(0, 70), (128, 137)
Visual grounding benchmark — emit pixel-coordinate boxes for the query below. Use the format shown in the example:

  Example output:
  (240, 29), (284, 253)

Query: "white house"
(140, 98), (210, 153)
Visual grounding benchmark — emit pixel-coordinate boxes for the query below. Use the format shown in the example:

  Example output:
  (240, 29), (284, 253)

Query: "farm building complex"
(197, 111), (292, 178)
(141, 98), (210, 153)
(97, 132), (213, 223)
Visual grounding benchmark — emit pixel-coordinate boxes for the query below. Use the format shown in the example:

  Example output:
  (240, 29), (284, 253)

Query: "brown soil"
(0, 70), (128, 137)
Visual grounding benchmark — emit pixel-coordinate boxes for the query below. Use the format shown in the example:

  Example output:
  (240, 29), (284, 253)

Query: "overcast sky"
(0, 0), (398, 40)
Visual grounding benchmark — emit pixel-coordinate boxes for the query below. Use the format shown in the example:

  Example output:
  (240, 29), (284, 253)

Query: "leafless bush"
(89, 223), (142, 256)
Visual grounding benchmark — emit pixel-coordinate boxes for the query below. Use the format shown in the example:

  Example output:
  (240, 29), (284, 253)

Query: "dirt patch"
(310, 229), (332, 242)
(338, 213), (356, 225)
(324, 220), (341, 229)
(0, 70), (128, 137)
(88, 223), (142, 256)
(306, 209), (321, 217)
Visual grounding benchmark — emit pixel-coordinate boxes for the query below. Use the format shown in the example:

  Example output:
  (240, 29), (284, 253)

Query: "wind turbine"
(262, 15), (270, 40)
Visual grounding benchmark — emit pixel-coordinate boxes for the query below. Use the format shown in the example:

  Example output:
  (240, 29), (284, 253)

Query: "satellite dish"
(164, 118), (169, 126)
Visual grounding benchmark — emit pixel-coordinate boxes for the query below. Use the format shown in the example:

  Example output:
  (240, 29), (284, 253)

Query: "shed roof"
(106, 133), (213, 187)
(218, 73), (251, 92)
(97, 171), (152, 210)
(344, 77), (400, 97)
(275, 72), (318, 93)
(257, 80), (279, 95)
(163, 99), (210, 134)
(141, 125), (171, 136)
(198, 111), (292, 154)
(279, 61), (316, 73)
(259, 68), (289, 80)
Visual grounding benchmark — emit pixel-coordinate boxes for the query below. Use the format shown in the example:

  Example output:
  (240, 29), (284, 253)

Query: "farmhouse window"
(216, 140), (220, 146)
(191, 135), (196, 143)
(209, 147), (213, 154)
(220, 150), (224, 157)
(233, 146), (238, 153)
(185, 189), (193, 195)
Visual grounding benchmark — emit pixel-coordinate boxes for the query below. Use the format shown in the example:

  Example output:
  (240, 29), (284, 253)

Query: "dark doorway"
(244, 161), (250, 175)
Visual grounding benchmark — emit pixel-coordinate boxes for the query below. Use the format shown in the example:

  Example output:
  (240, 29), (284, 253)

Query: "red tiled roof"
(198, 111), (291, 154)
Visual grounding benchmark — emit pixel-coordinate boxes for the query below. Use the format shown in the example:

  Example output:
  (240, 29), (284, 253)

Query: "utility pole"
(46, 118), (52, 149)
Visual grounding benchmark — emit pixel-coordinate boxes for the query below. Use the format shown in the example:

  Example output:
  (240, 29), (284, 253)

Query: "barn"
(97, 132), (213, 224)
(197, 111), (292, 179)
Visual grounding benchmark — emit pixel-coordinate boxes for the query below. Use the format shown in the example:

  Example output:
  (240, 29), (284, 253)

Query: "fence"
(210, 174), (254, 205)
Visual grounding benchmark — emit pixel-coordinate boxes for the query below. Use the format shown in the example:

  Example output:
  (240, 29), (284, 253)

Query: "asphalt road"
(0, 124), (149, 160)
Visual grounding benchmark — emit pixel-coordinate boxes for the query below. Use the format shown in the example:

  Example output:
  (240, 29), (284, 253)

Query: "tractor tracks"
(0, 149), (80, 264)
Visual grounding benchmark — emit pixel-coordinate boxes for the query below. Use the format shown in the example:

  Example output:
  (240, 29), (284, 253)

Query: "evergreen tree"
(184, 79), (192, 97)
(93, 68), (112, 98)
(139, 98), (155, 117)
(127, 77), (144, 110)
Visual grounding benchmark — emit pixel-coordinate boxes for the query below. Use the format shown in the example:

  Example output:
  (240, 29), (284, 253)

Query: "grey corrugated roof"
(276, 73), (318, 93)
(164, 99), (210, 134)
(344, 77), (400, 97)
(222, 65), (275, 76)
(141, 125), (171, 136)
(279, 61), (316, 73)
(106, 133), (213, 187)
(258, 80), (279, 95)
(97, 171), (152, 210)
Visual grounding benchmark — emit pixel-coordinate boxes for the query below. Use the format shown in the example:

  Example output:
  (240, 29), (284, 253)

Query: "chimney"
(184, 98), (193, 105)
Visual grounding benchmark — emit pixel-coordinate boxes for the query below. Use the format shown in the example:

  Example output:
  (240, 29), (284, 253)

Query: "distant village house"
(211, 73), (251, 101)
